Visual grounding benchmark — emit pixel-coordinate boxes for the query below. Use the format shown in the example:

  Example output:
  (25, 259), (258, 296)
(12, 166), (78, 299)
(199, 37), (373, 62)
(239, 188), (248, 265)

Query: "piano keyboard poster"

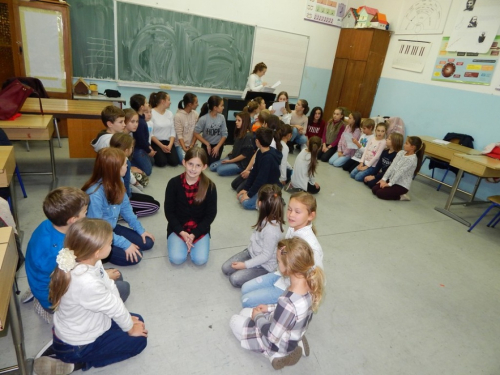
(392, 39), (431, 72)
(432, 36), (499, 85)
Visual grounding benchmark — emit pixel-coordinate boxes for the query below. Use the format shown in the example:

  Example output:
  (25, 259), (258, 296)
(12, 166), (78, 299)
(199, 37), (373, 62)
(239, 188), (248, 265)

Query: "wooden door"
(323, 58), (348, 121)
(338, 60), (366, 114)
(0, 0), (22, 86)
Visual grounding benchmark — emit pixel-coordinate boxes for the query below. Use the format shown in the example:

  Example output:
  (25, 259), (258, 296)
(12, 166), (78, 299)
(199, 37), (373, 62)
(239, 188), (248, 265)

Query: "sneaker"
(400, 194), (411, 201)
(35, 340), (55, 359)
(284, 183), (303, 194)
(21, 289), (34, 303)
(298, 335), (310, 357)
(34, 356), (73, 375)
(33, 299), (53, 324)
(271, 346), (302, 370)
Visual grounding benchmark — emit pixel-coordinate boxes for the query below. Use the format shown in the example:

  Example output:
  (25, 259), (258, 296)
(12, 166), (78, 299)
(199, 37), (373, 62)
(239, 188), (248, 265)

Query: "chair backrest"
(2, 77), (49, 98)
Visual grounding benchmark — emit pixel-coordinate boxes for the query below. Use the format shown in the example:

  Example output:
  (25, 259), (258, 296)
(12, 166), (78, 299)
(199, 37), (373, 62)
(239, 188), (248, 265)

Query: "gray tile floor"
(1, 139), (500, 375)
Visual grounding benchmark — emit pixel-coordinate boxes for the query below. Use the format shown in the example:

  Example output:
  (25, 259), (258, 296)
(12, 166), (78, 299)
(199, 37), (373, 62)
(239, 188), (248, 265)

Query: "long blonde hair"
(49, 218), (113, 310)
(278, 237), (324, 312)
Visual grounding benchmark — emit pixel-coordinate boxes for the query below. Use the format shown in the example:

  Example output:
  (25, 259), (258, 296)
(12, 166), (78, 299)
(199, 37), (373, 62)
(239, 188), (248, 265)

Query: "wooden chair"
(468, 195), (500, 232)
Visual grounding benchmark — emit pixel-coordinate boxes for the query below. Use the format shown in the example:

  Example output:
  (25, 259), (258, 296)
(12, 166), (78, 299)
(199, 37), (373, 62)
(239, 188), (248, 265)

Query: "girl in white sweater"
(286, 136), (321, 194)
(34, 219), (148, 375)
(372, 136), (426, 201)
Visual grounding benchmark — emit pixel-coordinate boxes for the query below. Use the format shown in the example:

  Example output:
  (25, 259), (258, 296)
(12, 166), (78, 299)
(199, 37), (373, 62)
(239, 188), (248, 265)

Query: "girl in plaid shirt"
(230, 237), (325, 370)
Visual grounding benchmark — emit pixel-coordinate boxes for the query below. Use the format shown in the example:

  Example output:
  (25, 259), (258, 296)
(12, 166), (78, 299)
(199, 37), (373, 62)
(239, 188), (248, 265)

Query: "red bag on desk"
(0, 79), (43, 120)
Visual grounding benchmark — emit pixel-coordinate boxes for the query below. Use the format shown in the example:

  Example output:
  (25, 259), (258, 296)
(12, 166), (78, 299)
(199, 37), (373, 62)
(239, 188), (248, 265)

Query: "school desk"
(0, 146), (18, 226)
(0, 227), (33, 375)
(419, 135), (482, 195)
(435, 154), (500, 226)
(0, 115), (56, 181)
(21, 98), (113, 158)
(73, 94), (126, 108)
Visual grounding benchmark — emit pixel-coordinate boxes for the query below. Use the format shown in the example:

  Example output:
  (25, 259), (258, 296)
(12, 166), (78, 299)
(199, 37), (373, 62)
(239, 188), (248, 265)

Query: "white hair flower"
(56, 248), (77, 273)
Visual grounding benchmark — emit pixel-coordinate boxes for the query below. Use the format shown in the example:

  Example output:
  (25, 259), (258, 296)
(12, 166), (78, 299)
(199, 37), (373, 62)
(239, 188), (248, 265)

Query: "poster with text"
(304, 0), (348, 27)
(432, 36), (499, 85)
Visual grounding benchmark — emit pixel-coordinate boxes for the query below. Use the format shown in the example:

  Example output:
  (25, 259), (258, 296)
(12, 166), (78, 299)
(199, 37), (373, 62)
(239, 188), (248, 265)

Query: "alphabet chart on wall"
(304, 0), (348, 28)
(392, 39), (432, 72)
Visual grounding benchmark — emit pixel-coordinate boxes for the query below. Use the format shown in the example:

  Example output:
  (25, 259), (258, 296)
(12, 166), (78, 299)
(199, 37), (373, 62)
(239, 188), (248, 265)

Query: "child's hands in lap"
(105, 269), (121, 280)
(231, 262), (246, 270)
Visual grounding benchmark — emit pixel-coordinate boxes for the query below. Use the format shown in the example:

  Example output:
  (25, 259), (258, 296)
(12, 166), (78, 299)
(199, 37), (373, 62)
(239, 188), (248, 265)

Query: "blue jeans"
(109, 224), (154, 266)
(167, 232), (210, 266)
(291, 127), (307, 145)
(240, 194), (258, 210)
(175, 146), (185, 165)
(132, 149), (153, 176)
(210, 158), (243, 176)
(221, 249), (269, 288)
(52, 313), (147, 371)
(350, 166), (377, 181)
(329, 153), (351, 167)
(241, 272), (284, 307)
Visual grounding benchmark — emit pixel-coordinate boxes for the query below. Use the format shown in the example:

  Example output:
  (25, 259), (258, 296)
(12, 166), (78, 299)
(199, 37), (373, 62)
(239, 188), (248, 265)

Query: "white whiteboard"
(19, 7), (66, 92)
(251, 27), (309, 98)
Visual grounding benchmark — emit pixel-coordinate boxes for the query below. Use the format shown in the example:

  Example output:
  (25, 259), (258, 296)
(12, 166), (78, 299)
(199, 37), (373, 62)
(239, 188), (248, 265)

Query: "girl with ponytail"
(230, 237), (325, 370)
(164, 146), (218, 266)
(174, 93), (199, 163)
(285, 136), (322, 194)
(34, 218), (147, 374)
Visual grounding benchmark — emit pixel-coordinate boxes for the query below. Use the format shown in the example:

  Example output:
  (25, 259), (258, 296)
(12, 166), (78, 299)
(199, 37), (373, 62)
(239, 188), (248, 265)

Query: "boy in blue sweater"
(237, 127), (282, 210)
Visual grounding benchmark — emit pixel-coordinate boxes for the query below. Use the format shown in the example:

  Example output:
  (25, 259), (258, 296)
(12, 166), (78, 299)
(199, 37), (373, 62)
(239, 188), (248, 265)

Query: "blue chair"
(468, 195), (500, 232)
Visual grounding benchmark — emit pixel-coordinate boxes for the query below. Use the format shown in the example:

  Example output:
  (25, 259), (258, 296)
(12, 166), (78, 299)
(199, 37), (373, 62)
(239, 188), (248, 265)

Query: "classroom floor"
(1, 139), (500, 375)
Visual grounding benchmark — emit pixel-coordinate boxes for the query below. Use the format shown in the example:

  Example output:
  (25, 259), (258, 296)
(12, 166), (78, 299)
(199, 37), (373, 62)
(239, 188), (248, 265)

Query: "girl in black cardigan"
(164, 147), (217, 265)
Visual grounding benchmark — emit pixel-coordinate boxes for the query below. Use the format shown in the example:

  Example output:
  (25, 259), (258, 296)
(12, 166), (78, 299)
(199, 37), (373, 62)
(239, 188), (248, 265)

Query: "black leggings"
(372, 184), (408, 200)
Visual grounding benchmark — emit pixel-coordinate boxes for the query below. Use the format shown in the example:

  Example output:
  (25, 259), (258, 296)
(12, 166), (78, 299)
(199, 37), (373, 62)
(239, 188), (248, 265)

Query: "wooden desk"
(0, 146), (18, 226)
(21, 98), (113, 158)
(0, 115), (56, 180)
(435, 154), (500, 226)
(0, 227), (33, 375)
(419, 135), (482, 195)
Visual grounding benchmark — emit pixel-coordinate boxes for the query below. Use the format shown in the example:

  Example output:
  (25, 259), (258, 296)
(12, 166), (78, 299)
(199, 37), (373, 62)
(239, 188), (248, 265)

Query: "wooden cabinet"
(324, 28), (390, 120)
(0, 0), (22, 86)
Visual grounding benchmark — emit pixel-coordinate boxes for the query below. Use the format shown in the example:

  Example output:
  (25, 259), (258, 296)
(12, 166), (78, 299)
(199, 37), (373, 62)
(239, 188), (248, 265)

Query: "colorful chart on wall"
(431, 36), (499, 85)
(446, 0), (500, 54)
(396, 0), (452, 35)
(304, 0), (348, 27)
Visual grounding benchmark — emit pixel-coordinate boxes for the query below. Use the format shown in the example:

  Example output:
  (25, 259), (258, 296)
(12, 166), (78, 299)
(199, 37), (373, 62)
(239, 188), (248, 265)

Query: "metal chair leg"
(15, 166), (28, 198)
(25, 141), (30, 151)
(468, 204), (496, 232)
(487, 210), (500, 228)
(437, 167), (450, 192)
(53, 118), (62, 148)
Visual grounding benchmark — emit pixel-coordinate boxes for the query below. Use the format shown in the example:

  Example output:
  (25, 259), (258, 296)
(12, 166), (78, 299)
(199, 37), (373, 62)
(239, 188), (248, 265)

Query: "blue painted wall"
(372, 77), (500, 200)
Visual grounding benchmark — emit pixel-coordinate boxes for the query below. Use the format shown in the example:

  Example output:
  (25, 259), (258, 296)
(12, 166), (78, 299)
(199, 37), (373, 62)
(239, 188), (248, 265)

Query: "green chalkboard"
(68, 0), (115, 79)
(117, 2), (254, 90)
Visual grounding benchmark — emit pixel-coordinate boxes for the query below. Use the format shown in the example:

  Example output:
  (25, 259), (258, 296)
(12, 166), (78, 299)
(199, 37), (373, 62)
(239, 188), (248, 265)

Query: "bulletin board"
(431, 36), (499, 85)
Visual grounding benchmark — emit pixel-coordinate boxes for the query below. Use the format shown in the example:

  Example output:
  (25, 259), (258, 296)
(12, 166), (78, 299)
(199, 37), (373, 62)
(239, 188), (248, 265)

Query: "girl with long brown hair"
(286, 136), (322, 194)
(82, 148), (155, 266)
(164, 146), (217, 265)
(33, 218), (147, 374)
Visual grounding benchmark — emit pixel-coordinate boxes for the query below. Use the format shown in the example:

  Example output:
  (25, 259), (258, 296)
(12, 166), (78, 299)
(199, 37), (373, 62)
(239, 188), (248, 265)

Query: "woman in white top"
(174, 93), (199, 163)
(149, 91), (179, 167)
(242, 62), (267, 98)
(269, 91), (292, 125)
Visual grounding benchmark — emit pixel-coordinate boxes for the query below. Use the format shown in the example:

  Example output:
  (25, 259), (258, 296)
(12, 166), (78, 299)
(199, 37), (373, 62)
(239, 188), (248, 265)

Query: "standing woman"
(164, 147), (217, 266)
(174, 93), (199, 164)
(149, 91), (179, 167)
(194, 95), (228, 165)
(83, 148), (155, 266)
(242, 62), (267, 98)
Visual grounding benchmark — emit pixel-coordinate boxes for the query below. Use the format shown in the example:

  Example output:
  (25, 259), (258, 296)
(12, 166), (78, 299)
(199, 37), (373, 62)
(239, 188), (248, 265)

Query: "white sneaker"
(34, 356), (73, 375)
(21, 289), (34, 303)
(400, 194), (411, 201)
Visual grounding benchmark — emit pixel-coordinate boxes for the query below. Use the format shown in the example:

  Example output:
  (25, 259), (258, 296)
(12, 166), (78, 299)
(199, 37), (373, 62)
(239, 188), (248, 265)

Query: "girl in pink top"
(350, 123), (387, 182)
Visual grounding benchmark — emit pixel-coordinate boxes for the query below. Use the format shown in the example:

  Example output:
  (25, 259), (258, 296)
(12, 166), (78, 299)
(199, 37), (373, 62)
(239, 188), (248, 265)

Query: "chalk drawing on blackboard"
(396, 0), (452, 35)
(117, 3), (253, 90)
(86, 37), (114, 77)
